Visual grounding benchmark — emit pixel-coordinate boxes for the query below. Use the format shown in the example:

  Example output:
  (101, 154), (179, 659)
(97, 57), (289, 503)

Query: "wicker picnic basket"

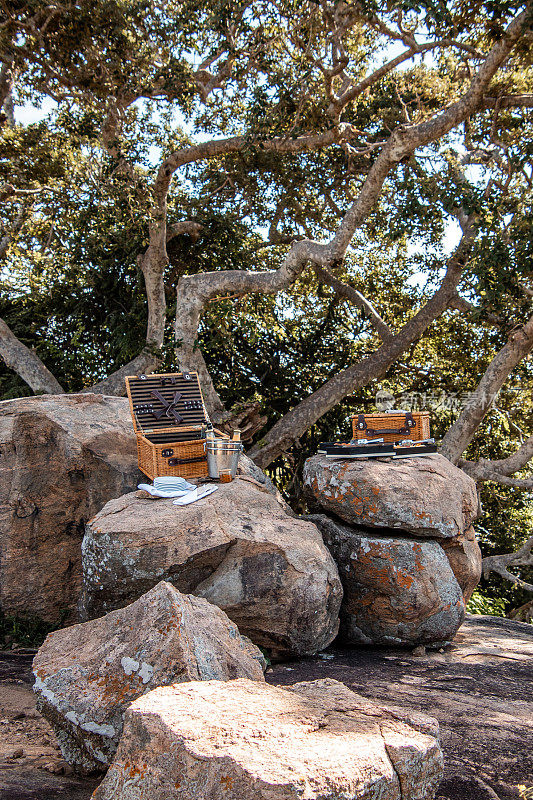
(351, 410), (430, 443)
(125, 371), (211, 481)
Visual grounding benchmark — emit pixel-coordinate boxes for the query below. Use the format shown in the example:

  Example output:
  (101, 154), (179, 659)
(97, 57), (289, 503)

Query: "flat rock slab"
(309, 514), (465, 646)
(303, 454), (479, 538)
(268, 615), (533, 800)
(33, 581), (265, 774)
(81, 479), (342, 659)
(92, 677), (443, 800)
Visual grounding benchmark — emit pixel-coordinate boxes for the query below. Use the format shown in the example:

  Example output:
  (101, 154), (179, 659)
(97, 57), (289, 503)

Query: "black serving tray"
(318, 442), (395, 459)
(393, 442), (438, 458)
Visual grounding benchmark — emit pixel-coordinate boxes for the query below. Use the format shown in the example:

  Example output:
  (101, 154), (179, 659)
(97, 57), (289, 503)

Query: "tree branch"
(0, 58), (14, 110)
(483, 94), (533, 109)
(440, 313), (533, 463)
(448, 290), (504, 326)
(328, 38), (486, 121)
(166, 221), (203, 242)
(0, 317), (65, 394)
(458, 435), (533, 489)
(482, 536), (533, 593)
(153, 125), (365, 203)
(248, 218), (477, 467)
(313, 264), (393, 343)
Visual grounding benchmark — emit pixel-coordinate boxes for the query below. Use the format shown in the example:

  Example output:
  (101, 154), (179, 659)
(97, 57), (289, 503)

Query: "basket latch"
(355, 414), (368, 432)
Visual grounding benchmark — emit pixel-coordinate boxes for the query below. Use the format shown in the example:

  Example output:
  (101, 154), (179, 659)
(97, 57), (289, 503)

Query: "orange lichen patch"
(414, 510), (433, 522)
(411, 543), (426, 573)
(157, 617), (180, 636)
(395, 570), (414, 589)
(122, 758), (148, 779)
(220, 775), (235, 790)
(349, 497), (364, 515)
(352, 547), (392, 585)
(371, 487), (380, 495)
(83, 668), (144, 707)
(325, 480), (381, 519)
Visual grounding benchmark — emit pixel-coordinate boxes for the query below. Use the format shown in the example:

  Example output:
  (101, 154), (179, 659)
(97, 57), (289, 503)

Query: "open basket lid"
(125, 371), (210, 435)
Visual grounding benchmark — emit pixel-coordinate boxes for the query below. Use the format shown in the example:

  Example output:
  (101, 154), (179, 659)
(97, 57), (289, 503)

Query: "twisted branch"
(482, 537), (533, 593)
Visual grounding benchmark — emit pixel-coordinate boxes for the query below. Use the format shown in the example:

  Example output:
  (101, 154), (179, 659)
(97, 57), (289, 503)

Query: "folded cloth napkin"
(173, 485), (218, 506)
(137, 481), (195, 498)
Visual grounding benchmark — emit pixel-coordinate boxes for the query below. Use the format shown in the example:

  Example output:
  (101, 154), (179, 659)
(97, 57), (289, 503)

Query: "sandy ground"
(0, 615), (532, 800)
(0, 650), (99, 800)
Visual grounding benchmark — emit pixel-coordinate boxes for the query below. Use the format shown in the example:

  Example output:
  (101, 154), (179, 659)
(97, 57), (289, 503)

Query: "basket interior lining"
(142, 431), (205, 444)
(127, 374), (209, 431)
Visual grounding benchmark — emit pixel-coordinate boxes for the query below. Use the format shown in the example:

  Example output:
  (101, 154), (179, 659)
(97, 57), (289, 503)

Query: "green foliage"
(467, 590), (507, 617)
(0, 610), (68, 649)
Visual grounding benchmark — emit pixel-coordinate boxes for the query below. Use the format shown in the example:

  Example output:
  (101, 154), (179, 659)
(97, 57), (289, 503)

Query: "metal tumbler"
(206, 439), (243, 480)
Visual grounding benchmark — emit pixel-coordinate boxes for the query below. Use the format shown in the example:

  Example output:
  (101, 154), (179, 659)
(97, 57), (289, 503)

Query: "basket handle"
(168, 456), (206, 466)
(355, 412), (417, 437)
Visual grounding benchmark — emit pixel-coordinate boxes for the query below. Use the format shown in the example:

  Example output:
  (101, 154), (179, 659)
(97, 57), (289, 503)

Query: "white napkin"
(172, 485), (218, 506)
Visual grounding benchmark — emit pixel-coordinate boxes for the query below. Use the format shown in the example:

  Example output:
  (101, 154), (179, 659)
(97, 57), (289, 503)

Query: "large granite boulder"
(92, 678), (444, 800)
(309, 515), (465, 646)
(81, 478), (342, 659)
(303, 454), (479, 538)
(0, 394), (141, 623)
(33, 581), (265, 774)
